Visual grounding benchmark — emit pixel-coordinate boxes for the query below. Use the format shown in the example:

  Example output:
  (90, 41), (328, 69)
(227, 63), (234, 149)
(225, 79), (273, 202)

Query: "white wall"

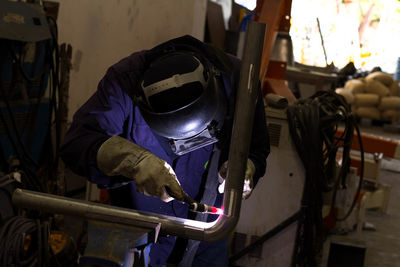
(56, 0), (207, 120)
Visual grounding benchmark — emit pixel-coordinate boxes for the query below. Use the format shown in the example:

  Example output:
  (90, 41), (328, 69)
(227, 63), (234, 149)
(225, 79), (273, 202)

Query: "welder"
(59, 35), (269, 267)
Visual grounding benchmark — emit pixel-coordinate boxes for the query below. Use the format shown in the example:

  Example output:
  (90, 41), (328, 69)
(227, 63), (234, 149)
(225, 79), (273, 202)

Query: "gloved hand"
(218, 159), (256, 199)
(97, 135), (185, 202)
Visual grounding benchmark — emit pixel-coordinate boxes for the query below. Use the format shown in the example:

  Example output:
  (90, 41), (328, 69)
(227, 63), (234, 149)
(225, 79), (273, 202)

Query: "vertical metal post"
(215, 20), (266, 232)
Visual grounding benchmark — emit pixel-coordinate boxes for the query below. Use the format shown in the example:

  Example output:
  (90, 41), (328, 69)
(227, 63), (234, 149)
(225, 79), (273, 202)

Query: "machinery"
(231, 102), (306, 267)
(0, 0), (54, 174)
(230, 86), (365, 266)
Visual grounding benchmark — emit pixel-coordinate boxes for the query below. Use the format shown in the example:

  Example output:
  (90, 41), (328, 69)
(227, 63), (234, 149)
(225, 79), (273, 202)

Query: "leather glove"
(97, 135), (185, 202)
(218, 159), (256, 199)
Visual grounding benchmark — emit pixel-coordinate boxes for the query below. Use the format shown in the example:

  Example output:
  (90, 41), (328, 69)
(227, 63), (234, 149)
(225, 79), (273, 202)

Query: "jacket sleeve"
(248, 85), (270, 185)
(59, 70), (133, 188)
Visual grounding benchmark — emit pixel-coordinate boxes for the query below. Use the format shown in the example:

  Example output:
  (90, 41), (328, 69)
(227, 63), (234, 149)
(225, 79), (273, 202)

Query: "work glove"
(97, 135), (185, 202)
(218, 159), (256, 199)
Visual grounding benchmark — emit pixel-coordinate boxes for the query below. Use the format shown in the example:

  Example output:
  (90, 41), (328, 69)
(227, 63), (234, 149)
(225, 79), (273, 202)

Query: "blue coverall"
(60, 35), (269, 267)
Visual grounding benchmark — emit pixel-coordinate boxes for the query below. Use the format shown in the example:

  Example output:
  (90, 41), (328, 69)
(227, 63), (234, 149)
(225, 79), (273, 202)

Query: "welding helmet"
(137, 52), (228, 155)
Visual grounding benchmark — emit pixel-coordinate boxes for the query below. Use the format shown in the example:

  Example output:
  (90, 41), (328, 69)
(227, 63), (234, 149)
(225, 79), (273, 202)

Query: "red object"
(323, 208), (338, 229)
(99, 189), (111, 204)
(336, 128), (400, 159)
(210, 206), (223, 215)
(254, 0), (296, 101)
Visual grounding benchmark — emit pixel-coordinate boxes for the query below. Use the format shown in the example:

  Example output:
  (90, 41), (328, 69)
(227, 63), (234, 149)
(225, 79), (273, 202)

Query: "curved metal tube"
(12, 21), (266, 242)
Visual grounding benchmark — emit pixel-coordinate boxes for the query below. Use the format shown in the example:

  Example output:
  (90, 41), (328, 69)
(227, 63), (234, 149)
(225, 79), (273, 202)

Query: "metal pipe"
(12, 21), (266, 241)
(203, 20), (266, 241)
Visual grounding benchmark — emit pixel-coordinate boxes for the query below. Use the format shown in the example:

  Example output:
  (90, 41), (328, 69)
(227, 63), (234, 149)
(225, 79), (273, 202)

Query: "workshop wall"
(55, 0), (207, 121)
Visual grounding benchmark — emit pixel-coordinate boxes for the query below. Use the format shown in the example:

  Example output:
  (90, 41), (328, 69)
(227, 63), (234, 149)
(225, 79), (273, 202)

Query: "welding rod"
(182, 194), (222, 215)
(167, 187), (222, 214)
(189, 202), (222, 214)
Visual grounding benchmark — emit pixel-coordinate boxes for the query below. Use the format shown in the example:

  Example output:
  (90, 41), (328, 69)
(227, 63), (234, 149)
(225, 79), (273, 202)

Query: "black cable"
(0, 108), (24, 164)
(0, 81), (39, 169)
(0, 216), (37, 266)
(4, 42), (36, 85)
(44, 15), (62, 183)
(331, 116), (364, 221)
(20, 42), (51, 157)
(286, 90), (364, 266)
(0, 108), (42, 191)
(0, 214), (62, 267)
(230, 210), (302, 263)
(2, 40), (58, 193)
(44, 221), (50, 266)
(37, 219), (42, 266)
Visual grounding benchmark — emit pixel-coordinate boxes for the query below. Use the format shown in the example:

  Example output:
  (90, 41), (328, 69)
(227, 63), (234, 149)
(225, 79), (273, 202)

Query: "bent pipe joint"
(12, 187), (241, 242)
(12, 21), (266, 242)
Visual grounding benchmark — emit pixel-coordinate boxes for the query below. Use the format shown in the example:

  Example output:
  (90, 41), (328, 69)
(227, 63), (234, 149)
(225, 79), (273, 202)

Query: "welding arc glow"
(188, 202), (224, 215)
(211, 206), (224, 215)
